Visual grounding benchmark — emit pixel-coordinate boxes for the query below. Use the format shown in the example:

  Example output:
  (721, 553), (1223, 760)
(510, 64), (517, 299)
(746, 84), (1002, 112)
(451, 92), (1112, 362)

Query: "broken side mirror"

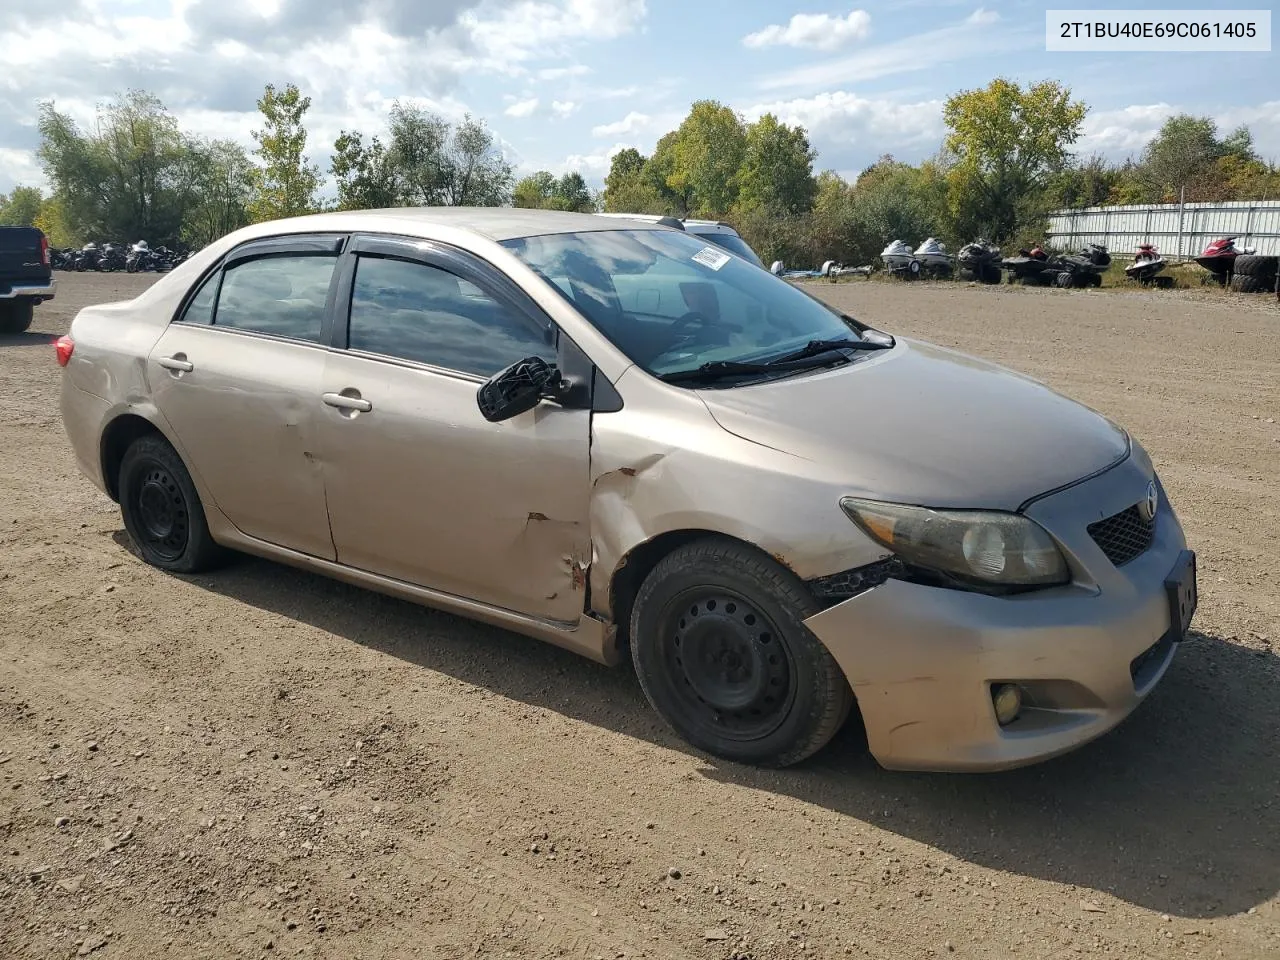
(476, 355), (563, 423)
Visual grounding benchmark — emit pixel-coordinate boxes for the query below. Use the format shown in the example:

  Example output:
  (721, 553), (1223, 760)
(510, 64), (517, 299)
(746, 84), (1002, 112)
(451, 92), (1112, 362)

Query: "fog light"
(992, 683), (1023, 726)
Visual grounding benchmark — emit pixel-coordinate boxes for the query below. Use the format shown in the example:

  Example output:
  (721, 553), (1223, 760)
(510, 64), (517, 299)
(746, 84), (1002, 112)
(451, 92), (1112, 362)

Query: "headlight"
(840, 497), (1069, 588)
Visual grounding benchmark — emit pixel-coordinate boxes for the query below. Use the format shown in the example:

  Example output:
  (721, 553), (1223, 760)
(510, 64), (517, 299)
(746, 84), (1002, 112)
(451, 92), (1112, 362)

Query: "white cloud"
(464, 0), (647, 64)
(1078, 103), (1178, 157)
(504, 97), (540, 117)
(745, 91), (945, 156)
(0, 148), (44, 189)
(538, 64), (592, 80)
(563, 142), (631, 176)
(743, 10), (871, 52)
(757, 8), (1033, 91)
(551, 100), (579, 117)
(592, 111), (651, 137)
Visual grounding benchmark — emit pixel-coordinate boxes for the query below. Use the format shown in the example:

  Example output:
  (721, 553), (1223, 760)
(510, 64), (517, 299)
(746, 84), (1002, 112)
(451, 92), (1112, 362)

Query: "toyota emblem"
(1139, 480), (1159, 521)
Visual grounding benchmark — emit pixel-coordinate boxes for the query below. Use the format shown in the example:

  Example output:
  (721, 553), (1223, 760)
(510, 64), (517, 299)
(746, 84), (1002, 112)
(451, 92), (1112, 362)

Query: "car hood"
(697, 338), (1129, 511)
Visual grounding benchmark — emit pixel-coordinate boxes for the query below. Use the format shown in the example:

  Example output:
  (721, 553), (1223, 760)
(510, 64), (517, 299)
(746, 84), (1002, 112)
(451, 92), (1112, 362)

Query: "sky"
(0, 0), (1277, 196)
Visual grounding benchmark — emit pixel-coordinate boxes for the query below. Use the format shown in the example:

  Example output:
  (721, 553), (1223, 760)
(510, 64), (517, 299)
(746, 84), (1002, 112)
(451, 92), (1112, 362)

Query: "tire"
(118, 435), (227, 573)
(1229, 274), (1261, 293)
(980, 263), (1002, 284)
(1055, 271), (1075, 288)
(1088, 272), (1103, 288)
(906, 259), (921, 279)
(0, 300), (34, 334)
(1233, 255), (1278, 280)
(629, 537), (853, 767)
(957, 267), (977, 282)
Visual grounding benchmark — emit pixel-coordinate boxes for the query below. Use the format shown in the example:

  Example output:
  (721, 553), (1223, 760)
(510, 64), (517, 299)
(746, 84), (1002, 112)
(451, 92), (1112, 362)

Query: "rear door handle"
(158, 356), (194, 372)
(322, 392), (373, 413)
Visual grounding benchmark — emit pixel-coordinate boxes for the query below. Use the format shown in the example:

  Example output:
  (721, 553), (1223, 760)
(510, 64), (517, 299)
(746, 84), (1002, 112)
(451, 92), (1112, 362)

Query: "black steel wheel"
(118, 434), (227, 573)
(630, 538), (854, 767)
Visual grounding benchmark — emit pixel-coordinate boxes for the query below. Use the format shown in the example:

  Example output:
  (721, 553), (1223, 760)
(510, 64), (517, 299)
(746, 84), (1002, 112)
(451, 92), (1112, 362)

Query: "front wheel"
(630, 538), (853, 767)
(118, 435), (227, 573)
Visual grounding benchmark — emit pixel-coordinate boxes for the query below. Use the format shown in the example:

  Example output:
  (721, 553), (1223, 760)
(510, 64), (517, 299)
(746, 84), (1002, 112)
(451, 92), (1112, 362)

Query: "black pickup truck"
(0, 226), (56, 334)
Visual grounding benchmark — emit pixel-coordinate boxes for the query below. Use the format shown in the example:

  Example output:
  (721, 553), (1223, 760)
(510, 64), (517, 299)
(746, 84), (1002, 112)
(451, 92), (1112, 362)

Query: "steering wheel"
(670, 310), (713, 341)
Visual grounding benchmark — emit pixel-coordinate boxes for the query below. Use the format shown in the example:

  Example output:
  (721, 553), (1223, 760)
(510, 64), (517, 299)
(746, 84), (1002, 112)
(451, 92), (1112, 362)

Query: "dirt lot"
(1, 272), (1277, 960)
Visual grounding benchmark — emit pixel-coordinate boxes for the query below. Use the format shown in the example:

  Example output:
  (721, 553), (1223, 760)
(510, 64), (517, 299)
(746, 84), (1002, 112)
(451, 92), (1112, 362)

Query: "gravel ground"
(1, 272), (1277, 960)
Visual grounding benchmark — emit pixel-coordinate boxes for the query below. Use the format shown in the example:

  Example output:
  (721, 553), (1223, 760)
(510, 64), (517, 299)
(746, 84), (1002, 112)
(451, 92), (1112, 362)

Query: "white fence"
(1046, 200), (1280, 259)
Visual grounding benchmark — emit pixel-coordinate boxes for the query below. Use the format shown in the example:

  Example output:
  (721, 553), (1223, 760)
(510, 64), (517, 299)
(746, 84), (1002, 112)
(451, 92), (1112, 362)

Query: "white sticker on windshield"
(692, 246), (731, 271)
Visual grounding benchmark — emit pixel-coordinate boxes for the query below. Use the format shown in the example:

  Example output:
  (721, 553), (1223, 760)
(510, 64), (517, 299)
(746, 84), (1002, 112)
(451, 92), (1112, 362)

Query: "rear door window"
(347, 255), (555, 376)
(212, 254), (338, 343)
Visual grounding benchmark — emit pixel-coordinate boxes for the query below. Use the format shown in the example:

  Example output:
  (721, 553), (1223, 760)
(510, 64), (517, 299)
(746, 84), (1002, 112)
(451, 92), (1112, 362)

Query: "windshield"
(695, 231), (764, 267)
(501, 229), (865, 381)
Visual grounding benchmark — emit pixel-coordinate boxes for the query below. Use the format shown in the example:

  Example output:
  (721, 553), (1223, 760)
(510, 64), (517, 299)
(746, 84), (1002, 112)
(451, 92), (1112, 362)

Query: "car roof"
(247, 207), (673, 243)
(595, 212), (740, 234)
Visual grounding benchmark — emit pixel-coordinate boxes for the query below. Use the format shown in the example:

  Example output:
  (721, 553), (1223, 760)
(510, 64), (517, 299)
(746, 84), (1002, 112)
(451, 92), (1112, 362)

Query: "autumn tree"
(942, 78), (1087, 242)
(248, 83), (321, 222)
(331, 131), (400, 210)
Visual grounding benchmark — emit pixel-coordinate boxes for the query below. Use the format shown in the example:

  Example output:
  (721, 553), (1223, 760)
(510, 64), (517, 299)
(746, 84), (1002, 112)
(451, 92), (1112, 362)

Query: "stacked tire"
(1229, 255), (1279, 293)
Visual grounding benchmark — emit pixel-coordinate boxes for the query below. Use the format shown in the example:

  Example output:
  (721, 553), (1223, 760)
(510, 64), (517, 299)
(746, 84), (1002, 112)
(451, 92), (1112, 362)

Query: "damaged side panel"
(588, 367), (890, 622)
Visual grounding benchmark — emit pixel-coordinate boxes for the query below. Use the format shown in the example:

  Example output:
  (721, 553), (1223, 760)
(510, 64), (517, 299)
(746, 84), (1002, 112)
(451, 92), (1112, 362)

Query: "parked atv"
(957, 239), (1002, 284)
(1052, 243), (1111, 288)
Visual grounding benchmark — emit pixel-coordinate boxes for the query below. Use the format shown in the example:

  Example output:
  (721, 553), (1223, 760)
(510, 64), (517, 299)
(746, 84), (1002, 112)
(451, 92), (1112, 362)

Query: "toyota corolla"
(57, 209), (1197, 771)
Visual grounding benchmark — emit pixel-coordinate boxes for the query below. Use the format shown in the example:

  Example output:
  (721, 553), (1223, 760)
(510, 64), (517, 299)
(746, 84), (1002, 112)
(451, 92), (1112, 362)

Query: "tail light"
(41, 234), (49, 266)
(55, 335), (74, 367)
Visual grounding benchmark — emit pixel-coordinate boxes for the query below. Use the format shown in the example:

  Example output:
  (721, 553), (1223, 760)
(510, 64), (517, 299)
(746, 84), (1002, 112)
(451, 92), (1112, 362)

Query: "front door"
(147, 235), (345, 559)
(317, 236), (592, 622)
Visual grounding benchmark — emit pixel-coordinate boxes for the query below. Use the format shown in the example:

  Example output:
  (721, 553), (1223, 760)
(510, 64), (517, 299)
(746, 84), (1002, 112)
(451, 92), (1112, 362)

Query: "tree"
(668, 101), (747, 217)
(1044, 154), (1119, 209)
(33, 195), (77, 247)
(248, 83), (321, 222)
(0, 186), (44, 227)
(513, 171), (595, 211)
(601, 148), (669, 213)
(1137, 114), (1263, 202)
(38, 90), (190, 242)
(181, 139), (255, 247)
(735, 114), (817, 216)
(439, 114), (513, 206)
(942, 78), (1087, 242)
(513, 170), (557, 208)
(331, 131), (400, 210)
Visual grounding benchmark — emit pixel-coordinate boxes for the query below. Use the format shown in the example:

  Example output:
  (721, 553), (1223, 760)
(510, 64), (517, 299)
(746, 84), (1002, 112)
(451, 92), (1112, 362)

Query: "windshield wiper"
(658, 360), (779, 384)
(767, 336), (892, 364)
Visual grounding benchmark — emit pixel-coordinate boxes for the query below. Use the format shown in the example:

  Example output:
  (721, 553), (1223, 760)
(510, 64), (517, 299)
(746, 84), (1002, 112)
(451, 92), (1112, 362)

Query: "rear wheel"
(0, 300), (34, 334)
(118, 435), (226, 573)
(630, 538), (853, 767)
(1055, 271), (1076, 288)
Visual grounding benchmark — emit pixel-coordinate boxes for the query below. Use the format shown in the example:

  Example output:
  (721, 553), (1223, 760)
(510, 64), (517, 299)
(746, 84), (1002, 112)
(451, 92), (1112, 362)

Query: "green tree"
(181, 139), (255, 247)
(668, 100), (747, 217)
(248, 83), (321, 222)
(513, 170), (595, 211)
(1137, 115), (1264, 202)
(942, 78), (1087, 242)
(38, 90), (190, 242)
(735, 114), (817, 216)
(0, 186), (44, 226)
(1044, 154), (1119, 209)
(601, 148), (668, 213)
(331, 131), (400, 210)
(439, 114), (513, 206)
(382, 104), (512, 206)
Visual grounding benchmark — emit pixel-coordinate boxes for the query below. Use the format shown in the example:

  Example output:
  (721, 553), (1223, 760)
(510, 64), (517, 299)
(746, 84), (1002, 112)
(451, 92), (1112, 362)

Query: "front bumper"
(805, 448), (1190, 772)
(0, 278), (56, 300)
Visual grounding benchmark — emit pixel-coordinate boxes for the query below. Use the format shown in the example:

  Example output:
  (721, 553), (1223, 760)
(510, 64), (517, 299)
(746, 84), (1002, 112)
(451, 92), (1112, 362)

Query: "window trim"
(169, 233), (349, 348)
(332, 233), (563, 379)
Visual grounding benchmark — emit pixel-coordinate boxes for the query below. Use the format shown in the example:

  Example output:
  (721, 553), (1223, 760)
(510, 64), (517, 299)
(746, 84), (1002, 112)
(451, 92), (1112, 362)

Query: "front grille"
(1087, 504), (1154, 566)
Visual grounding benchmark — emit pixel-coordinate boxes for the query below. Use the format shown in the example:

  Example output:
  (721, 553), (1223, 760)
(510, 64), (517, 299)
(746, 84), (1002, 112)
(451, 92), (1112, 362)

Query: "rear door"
(147, 233), (345, 559)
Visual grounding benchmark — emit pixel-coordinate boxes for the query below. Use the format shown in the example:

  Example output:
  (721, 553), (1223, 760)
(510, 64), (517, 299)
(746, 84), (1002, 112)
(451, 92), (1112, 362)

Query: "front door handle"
(322, 392), (373, 413)
(158, 356), (194, 373)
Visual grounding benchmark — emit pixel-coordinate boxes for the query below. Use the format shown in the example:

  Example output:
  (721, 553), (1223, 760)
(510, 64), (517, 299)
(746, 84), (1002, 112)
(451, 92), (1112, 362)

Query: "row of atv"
(884, 236), (1279, 295)
(882, 238), (1113, 288)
